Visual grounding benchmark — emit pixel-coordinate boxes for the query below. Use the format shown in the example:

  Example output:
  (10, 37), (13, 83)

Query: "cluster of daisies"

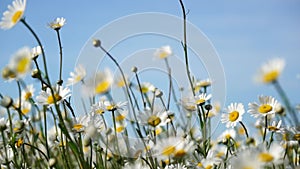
(0, 0), (299, 169)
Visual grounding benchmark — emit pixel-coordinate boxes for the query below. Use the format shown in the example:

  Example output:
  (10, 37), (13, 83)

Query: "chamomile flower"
(104, 100), (127, 112)
(164, 163), (187, 169)
(139, 107), (169, 128)
(221, 103), (245, 128)
(248, 95), (279, 118)
(218, 128), (236, 142)
(194, 93), (212, 105)
(140, 82), (156, 93)
(49, 17), (66, 30)
(66, 64), (86, 86)
(268, 120), (282, 132)
(83, 69), (113, 96)
(154, 45), (172, 59)
(257, 142), (285, 165)
(36, 85), (71, 106)
(6, 47), (32, 79)
(91, 100), (106, 115)
(194, 78), (212, 93)
(0, 0), (26, 30)
(229, 148), (262, 169)
(255, 58), (285, 84)
(21, 84), (35, 101)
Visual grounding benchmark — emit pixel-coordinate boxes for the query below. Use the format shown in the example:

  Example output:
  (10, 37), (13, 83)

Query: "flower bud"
(93, 39), (101, 47)
(0, 96), (13, 108)
(48, 158), (56, 167)
(131, 66), (138, 73)
(155, 89), (163, 97)
(31, 69), (41, 79)
(2, 67), (16, 80)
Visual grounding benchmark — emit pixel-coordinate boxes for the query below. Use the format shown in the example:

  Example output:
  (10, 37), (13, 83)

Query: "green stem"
(239, 121), (249, 139)
(263, 115), (268, 142)
(55, 29), (64, 85)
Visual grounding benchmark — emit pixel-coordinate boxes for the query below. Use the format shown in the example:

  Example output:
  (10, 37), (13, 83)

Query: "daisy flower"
(221, 103), (245, 128)
(104, 100), (127, 112)
(248, 95), (279, 118)
(82, 69), (113, 96)
(36, 85), (71, 106)
(255, 58), (285, 84)
(91, 100), (106, 115)
(194, 93), (212, 105)
(140, 82), (156, 93)
(0, 0), (26, 30)
(257, 142), (285, 165)
(49, 17), (66, 30)
(66, 64), (86, 86)
(7, 46), (32, 79)
(164, 163), (187, 169)
(229, 147), (262, 169)
(154, 45), (172, 59)
(268, 120), (282, 132)
(194, 78), (212, 93)
(0, 117), (8, 131)
(218, 128), (236, 142)
(138, 107), (169, 128)
(21, 84), (35, 101)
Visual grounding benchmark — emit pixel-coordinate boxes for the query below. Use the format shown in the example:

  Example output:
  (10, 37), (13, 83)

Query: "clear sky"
(0, 1), (300, 129)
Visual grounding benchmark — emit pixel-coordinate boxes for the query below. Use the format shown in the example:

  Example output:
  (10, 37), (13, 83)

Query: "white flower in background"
(268, 120), (282, 132)
(66, 64), (86, 86)
(0, 117), (8, 131)
(248, 95), (279, 118)
(154, 45), (172, 59)
(122, 159), (150, 169)
(31, 46), (42, 59)
(82, 69), (113, 96)
(0, 0), (26, 30)
(91, 100), (106, 115)
(194, 78), (212, 93)
(229, 148), (262, 169)
(138, 107), (169, 128)
(21, 84), (35, 101)
(221, 103), (245, 128)
(6, 47), (32, 79)
(49, 17), (66, 30)
(164, 163), (187, 169)
(255, 58), (285, 84)
(218, 128), (236, 142)
(140, 82), (156, 93)
(36, 85), (71, 106)
(104, 100), (127, 112)
(194, 93), (212, 105)
(257, 143), (285, 165)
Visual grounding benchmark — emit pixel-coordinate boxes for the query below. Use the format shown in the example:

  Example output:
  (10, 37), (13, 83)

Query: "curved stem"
(263, 115), (268, 142)
(239, 121), (249, 139)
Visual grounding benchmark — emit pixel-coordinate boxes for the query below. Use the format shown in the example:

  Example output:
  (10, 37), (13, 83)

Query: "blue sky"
(0, 1), (300, 129)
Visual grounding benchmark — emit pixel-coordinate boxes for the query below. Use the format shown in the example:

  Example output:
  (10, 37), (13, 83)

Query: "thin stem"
(23, 143), (49, 161)
(263, 115), (268, 142)
(1, 131), (11, 169)
(20, 19), (51, 85)
(164, 58), (172, 110)
(134, 71), (146, 109)
(178, 0), (195, 96)
(239, 121), (249, 139)
(55, 29), (64, 85)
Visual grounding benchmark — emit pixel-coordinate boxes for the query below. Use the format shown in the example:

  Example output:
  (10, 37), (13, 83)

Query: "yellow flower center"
(197, 162), (203, 167)
(268, 126), (279, 131)
(259, 152), (274, 162)
(117, 79), (125, 87)
(263, 70), (279, 83)
(21, 108), (30, 115)
(75, 75), (83, 82)
(95, 109), (104, 114)
(242, 167), (254, 169)
(196, 99), (205, 105)
(72, 124), (84, 131)
(174, 149), (186, 158)
(47, 93), (62, 104)
(116, 126), (125, 133)
(155, 127), (162, 135)
(141, 86), (149, 93)
(24, 92), (32, 100)
(95, 81), (110, 94)
(16, 56), (31, 74)
(147, 115), (161, 127)
(238, 127), (245, 135)
(115, 114), (126, 121)
(228, 111), (239, 122)
(16, 138), (23, 148)
(216, 152), (225, 158)
(205, 165), (213, 169)
(259, 104), (273, 114)
(162, 145), (175, 156)
(159, 52), (169, 59)
(106, 104), (115, 111)
(12, 10), (23, 24)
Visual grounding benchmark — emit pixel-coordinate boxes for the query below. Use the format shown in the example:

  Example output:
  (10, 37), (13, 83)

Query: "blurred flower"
(83, 69), (113, 96)
(66, 64), (86, 86)
(255, 58), (285, 84)
(36, 85), (71, 105)
(221, 103), (245, 128)
(164, 163), (187, 169)
(268, 120), (282, 132)
(0, 0), (26, 30)
(4, 47), (32, 80)
(248, 95), (279, 118)
(154, 45), (172, 59)
(0, 117), (8, 131)
(194, 93), (212, 105)
(218, 128), (236, 142)
(49, 17), (66, 30)
(139, 107), (169, 128)
(122, 159), (150, 169)
(257, 143), (285, 165)
(114, 75), (128, 88)
(91, 100), (106, 115)
(229, 148), (262, 169)
(21, 84), (35, 101)
(140, 82), (155, 93)
(194, 78), (212, 93)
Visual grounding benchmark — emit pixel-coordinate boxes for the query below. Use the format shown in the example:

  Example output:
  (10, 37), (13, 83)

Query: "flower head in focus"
(248, 95), (279, 118)
(36, 85), (71, 106)
(255, 58), (285, 84)
(221, 103), (245, 128)
(0, 0), (26, 30)
(49, 17), (66, 30)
